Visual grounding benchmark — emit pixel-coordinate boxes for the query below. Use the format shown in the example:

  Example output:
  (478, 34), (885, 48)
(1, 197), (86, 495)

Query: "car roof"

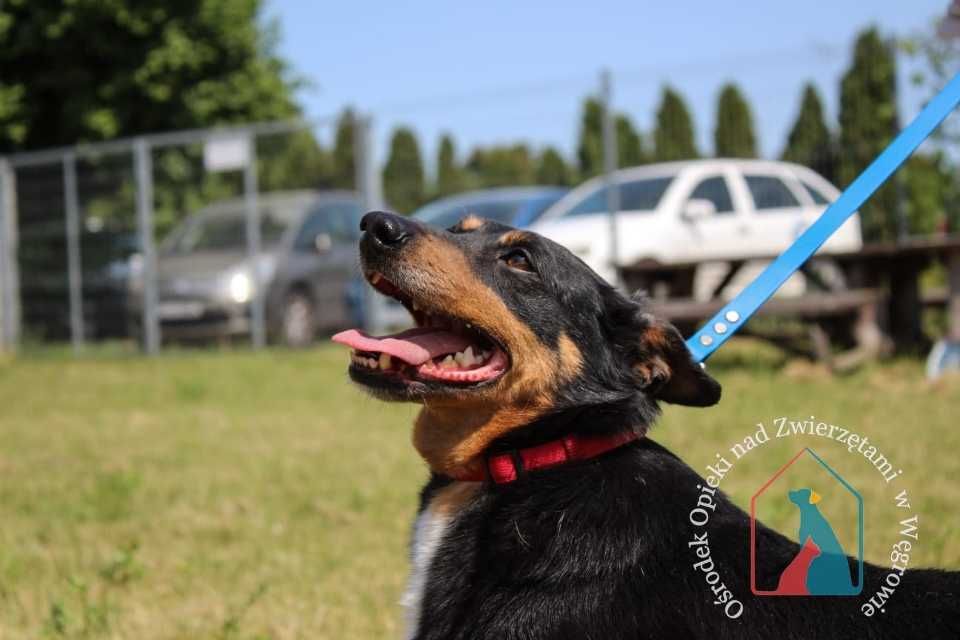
(610, 158), (819, 180)
(199, 189), (359, 215)
(416, 186), (568, 210)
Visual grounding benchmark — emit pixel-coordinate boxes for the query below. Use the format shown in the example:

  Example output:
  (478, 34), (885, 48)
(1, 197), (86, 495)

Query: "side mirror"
(681, 198), (716, 222)
(314, 232), (333, 253)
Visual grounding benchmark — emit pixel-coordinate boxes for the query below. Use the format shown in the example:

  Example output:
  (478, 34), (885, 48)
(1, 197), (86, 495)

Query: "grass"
(0, 340), (958, 638)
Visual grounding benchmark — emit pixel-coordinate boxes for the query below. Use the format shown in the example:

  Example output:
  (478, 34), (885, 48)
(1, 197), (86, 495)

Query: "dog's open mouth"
(332, 271), (509, 390)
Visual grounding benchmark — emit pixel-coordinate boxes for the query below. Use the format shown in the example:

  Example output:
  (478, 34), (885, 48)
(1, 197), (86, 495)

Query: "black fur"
(353, 212), (960, 639)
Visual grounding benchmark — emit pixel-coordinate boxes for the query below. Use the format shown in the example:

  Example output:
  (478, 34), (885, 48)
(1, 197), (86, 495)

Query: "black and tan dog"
(333, 211), (959, 639)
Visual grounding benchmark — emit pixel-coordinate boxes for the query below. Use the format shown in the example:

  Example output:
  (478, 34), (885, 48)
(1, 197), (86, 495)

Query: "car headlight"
(228, 271), (252, 304)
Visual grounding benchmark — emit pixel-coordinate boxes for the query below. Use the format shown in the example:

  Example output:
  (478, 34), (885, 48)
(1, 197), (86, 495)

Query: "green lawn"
(0, 341), (958, 639)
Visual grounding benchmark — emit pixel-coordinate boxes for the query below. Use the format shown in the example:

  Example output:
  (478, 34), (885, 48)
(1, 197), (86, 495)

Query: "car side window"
(562, 177), (672, 218)
(293, 211), (331, 252)
(325, 202), (362, 244)
(800, 180), (831, 205)
(563, 186), (609, 218)
(687, 176), (734, 214)
(745, 175), (801, 210)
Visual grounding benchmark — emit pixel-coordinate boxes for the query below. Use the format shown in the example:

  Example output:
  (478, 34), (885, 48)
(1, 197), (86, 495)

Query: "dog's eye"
(501, 249), (534, 273)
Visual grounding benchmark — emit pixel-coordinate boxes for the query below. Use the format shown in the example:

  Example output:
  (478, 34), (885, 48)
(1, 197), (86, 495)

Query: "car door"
(740, 171), (808, 255)
(675, 170), (745, 261)
(286, 201), (360, 330)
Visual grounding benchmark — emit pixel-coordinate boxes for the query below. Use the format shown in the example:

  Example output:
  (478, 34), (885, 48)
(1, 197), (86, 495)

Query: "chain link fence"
(0, 115), (389, 354)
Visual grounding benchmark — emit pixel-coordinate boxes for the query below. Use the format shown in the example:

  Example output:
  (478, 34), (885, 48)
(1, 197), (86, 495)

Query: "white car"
(530, 159), (862, 291)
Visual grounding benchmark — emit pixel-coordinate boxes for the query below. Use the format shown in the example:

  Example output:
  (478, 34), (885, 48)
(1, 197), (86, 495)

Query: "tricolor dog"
(333, 211), (959, 639)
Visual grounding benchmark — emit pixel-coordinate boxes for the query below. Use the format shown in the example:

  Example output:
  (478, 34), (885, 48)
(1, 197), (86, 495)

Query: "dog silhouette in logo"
(775, 488), (857, 596)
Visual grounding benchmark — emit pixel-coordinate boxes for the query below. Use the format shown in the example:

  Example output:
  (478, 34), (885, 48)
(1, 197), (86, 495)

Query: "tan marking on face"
(400, 236), (583, 477)
(456, 215), (484, 231)
(497, 230), (530, 246)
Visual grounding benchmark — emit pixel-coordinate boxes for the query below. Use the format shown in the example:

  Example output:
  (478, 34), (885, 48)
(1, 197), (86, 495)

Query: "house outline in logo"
(750, 447), (864, 596)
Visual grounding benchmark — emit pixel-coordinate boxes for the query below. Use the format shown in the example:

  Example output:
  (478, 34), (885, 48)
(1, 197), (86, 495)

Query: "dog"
(332, 211), (960, 639)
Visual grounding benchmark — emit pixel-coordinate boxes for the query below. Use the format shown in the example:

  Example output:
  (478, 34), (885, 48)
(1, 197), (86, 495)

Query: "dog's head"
(334, 211), (720, 476)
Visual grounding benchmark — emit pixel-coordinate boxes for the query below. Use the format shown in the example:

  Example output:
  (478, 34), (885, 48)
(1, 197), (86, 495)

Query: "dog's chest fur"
(401, 480), (481, 639)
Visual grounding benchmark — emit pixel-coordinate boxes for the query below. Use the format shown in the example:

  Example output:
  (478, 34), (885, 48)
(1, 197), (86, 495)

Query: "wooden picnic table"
(619, 233), (960, 367)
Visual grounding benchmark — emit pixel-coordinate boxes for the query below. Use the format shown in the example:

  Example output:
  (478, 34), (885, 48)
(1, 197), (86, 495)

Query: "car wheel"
(281, 292), (316, 348)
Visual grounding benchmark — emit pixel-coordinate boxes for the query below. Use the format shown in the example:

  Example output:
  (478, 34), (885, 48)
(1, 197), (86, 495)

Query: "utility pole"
(600, 69), (621, 288)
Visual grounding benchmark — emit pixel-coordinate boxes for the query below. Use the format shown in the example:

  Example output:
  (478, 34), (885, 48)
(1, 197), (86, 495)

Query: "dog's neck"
(412, 398), (652, 479)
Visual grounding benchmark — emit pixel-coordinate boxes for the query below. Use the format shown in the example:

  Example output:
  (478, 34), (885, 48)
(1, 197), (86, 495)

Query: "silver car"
(128, 190), (364, 347)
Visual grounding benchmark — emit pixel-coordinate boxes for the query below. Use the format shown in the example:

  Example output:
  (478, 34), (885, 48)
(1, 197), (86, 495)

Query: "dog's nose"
(360, 211), (417, 248)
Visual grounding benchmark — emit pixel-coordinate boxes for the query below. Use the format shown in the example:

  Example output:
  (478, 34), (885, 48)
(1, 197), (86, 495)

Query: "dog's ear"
(631, 314), (721, 407)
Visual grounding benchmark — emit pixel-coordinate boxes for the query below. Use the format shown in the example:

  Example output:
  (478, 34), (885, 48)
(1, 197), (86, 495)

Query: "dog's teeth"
(368, 357), (378, 369)
(442, 355), (456, 369)
(465, 322), (472, 329)
(371, 272), (382, 285)
(454, 351), (466, 367)
(463, 346), (475, 366)
(379, 353), (392, 370)
(412, 301), (419, 311)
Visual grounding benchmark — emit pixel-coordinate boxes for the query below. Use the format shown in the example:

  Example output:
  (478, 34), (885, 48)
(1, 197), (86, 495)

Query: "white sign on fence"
(203, 134), (251, 172)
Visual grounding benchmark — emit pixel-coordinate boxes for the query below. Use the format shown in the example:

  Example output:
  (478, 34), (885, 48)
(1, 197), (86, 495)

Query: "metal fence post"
(243, 133), (266, 349)
(0, 158), (20, 352)
(600, 69), (622, 289)
(354, 114), (387, 334)
(63, 152), (85, 352)
(134, 138), (160, 355)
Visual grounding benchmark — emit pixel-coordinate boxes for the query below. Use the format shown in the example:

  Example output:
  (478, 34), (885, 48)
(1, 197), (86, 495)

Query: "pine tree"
(838, 27), (899, 241)
(435, 134), (463, 198)
(382, 126), (426, 214)
(536, 147), (571, 186)
(713, 83), (757, 158)
(576, 98), (604, 179)
(781, 83), (835, 182)
(616, 115), (645, 167)
(653, 87), (698, 161)
(331, 108), (356, 190)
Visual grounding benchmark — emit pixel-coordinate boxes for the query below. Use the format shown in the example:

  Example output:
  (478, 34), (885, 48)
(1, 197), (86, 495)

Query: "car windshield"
(162, 206), (298, 255)
(414, 197), (530, 229)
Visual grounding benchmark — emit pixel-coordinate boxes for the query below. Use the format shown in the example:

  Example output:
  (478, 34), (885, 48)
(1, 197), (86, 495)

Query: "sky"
(266, 1), (951, 173)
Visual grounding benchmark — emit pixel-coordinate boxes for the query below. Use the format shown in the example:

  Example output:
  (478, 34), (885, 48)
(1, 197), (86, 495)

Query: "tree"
(713, 83), (757, 158)
(466, 145), (535, 188)
(838, 27), (899, 241)
(616, 115), (646, 167)
(383, 127), (426, 214)
(902, 152), (958, 235)
(781, 83), (836, 182)
(435, 134), (464, 198)
(653, 87), (698, 161)
(0, 0), (300, 152)
(331, 109), (357, 190)
(536, 147), (571, 186)
(577, 98), (646, 179)
(576, 98), (604, 179)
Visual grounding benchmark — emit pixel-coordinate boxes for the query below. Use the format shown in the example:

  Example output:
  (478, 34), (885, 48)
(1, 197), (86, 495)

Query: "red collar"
(455, 430), (640, 484)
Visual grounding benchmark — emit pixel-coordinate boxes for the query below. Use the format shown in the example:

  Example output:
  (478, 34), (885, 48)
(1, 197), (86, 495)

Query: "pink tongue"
(331, 327), (473, 366)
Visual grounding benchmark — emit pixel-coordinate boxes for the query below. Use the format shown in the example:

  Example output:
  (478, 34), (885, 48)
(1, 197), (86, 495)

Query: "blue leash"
(686, 72), (960, 363)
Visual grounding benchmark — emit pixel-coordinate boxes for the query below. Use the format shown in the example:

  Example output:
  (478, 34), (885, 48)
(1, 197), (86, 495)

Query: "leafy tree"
(382, 126), (426, 214)
(781, 83), (836, 182)
(713, 83), (757, 158)
(465, 145), (535, 188)
(653, 87), (698, 161)
(838, 27), (899, 241)
(435, 134), (463, 198)
(536, 147), (571, 186)
(902, 152), (958, 235)
(0, 0), (300, 152)
(331, 108), (357, 190)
